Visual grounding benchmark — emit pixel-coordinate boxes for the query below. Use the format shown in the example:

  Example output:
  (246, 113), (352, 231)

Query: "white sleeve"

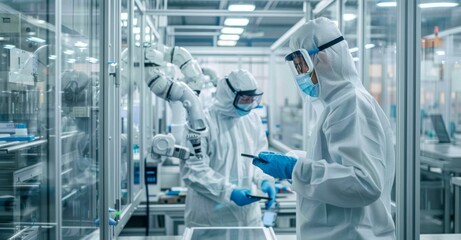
(291, 111), (385, 208)
(180, 130), (235, 203)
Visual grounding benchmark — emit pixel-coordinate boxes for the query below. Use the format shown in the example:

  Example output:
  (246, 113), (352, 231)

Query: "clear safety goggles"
(285, 49), (315, 77)
(226, 78), (263, 112)
(285, 36), (345, 77)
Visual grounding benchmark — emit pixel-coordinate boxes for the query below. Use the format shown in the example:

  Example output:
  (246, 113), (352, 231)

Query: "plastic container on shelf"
(15, 123), (28, 136)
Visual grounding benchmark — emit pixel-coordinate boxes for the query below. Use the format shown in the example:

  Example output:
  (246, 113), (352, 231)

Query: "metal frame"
(110, 0), (122, 236)
(187, 46), (270, 56)
(114, 0), (151, 234)
(270, 18), (306, 51)
(145, 9), (305, 17)
(301, 1), (311, 152)
(357, 0), (366, 88)
(313, 0), (336, 15)
(128, 0), (135, 208)
(52, 1), (63, 238)
(100, 0), (111, 238)
(337, 0), (343, 34)
(396, 0), (421, 239)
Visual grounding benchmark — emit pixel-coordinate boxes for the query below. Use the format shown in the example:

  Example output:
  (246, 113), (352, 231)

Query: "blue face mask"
(295, 73), (319, 97)
(236, 104), (252, 116)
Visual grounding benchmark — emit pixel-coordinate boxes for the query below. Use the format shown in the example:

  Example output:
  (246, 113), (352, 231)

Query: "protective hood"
(289, 17), (363, 105)
(212, 69), (260, 118)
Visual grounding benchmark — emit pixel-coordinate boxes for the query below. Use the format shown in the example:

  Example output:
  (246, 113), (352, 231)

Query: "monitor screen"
(430, 114), (451, 143)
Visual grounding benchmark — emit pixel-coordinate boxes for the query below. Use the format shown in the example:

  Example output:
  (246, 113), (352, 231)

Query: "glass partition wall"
(0, 1), (58, 239)
(0, 0), (152, 238)
(60, 0), (101, 238)
(418, 1), (461, 234)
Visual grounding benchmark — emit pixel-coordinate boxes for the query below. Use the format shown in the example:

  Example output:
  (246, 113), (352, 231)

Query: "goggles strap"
(317, 36), (344, 52)
(225, 78), (236, 93)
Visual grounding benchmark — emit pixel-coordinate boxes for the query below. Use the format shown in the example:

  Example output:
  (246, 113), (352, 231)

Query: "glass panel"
(120, 0), (129, 209)
(419, 1), (461, 234)
(132, 5), (142, 197)
(364, 1), (397, 132)
(60, 0), (100, 238)
(314, 1), (338, 22)
(343, 0), (359, 69)
(364, 0), (398, 224)
(0, 1), (57, 239)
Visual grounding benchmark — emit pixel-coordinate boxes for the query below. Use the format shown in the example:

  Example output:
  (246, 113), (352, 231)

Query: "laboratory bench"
(119, 235), (297, 240)
(420, 143), (461, 233)
(421, 234), (461, 240)
(451, 177), (461, 232)
(119, 234), (461, 240)
(121, 192), (297, 236)
(120, 228), (297, 240)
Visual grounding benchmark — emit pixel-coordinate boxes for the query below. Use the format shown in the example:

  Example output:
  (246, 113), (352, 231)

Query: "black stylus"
(241, 153), (269, 164)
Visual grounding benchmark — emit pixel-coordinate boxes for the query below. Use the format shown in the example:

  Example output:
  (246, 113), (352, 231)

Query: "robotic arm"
(145, 44), (206, 94)
(145, 68), (206, 158)
(149, 133), (192, 161)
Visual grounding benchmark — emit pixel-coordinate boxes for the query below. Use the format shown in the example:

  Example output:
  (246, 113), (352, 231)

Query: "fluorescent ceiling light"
(224, 18), (249, 26)
(377, 1), (397, 7)
(67, 59), (76, 63)
(353, 57), (360, 62)
(221, 27), (244, 34)
(219, 34), (240, 41)
(36, 19), (45, 24)
(228, 4), (255, 11)
(135, 34), (141, 41)
(4, 44), (15, 49)
(0, 37), (5, 41)
(365, 43), (375, 49)
(349, 47), (359, 53)
(145, 27), (150, 33)
(217, 40), (237, 46)
(133, 27), (141, 34)
(419, 2), (458, 8)
(48, 55), (56, 60)
(27, 37), (46, 43)
(436, 50), (446, 56)
(85, 57), (99, 63)
(133, 18), (138, 26)
(121, 12), (128, 20)
(63, 50), (74, 55)
(377, 1), (459, 8)
(343, 14), (357, 21)
(145, 35), (151, 42)
(74, 41), (88, 48)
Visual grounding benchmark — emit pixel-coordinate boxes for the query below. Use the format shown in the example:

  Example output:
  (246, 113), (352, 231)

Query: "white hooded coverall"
(180, 69), (273, 229)
(289, 17), (396, 240)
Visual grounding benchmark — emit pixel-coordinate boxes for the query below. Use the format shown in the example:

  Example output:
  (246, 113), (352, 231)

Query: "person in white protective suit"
(252, 17), (396, 240)
(180, 69), (276, 234)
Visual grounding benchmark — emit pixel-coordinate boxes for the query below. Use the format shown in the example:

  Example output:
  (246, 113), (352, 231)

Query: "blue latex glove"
(230, 188), (260, 206)
(253, 151), (297, 179)
(261, 180), (276, 209)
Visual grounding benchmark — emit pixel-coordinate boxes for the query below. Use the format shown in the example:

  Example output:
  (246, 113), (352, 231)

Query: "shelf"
(0, 139), (47, 153)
